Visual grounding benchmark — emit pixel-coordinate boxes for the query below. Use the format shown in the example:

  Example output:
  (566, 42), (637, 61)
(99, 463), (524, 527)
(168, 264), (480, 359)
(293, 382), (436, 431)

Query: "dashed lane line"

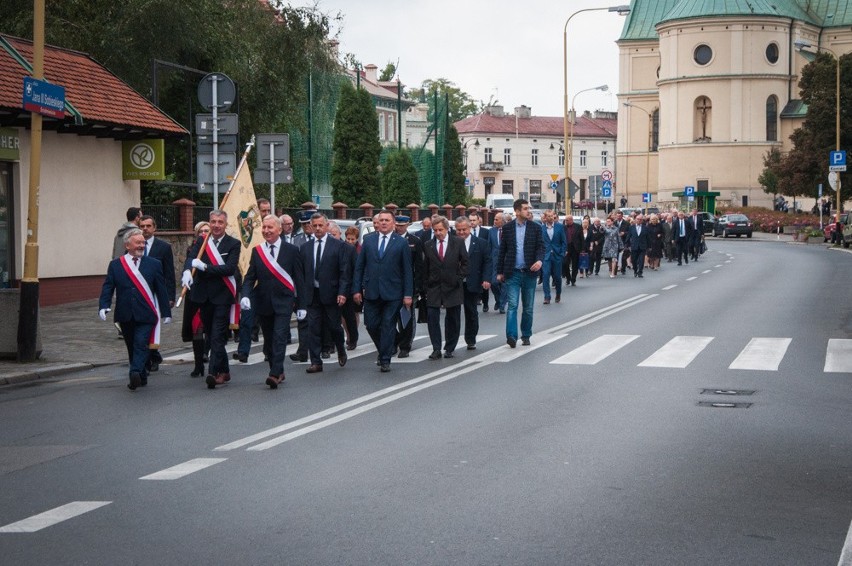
(0, 501), (111, 533)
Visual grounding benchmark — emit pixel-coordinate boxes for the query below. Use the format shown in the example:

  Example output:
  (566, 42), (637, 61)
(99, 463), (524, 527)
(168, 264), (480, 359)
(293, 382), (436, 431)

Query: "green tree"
(331, 81), (382, 206)
(378, 61), (397, 82)
(408, 78), (478, 122)
(758, 147), (782, 195)
(443, 124), (467, 205)
(382, 148), (420, 206)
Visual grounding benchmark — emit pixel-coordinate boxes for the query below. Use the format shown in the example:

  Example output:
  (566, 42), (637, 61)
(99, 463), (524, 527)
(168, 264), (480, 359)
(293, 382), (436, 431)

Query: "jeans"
(540, 256), (562, 300)
(504, 270), (537, 340)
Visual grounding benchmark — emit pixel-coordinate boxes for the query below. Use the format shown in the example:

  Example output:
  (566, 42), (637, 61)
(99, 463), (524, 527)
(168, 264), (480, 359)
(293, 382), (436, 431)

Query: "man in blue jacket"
(540, 210), (567, 304)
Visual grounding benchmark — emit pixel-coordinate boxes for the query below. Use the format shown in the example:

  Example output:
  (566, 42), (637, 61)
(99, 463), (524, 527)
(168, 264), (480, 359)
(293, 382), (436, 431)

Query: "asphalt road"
(1, 239), (851, 565)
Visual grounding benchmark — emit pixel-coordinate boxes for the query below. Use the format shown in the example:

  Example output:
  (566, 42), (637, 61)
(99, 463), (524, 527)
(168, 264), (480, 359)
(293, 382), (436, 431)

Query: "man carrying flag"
(98, 229), (172, 391)
(240, 215), (304, 389)
(182, 210), (241, 389)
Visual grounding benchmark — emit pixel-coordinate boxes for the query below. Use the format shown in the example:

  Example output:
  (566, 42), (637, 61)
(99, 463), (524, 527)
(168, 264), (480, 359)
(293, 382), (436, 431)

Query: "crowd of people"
(99, 199), (709, 392)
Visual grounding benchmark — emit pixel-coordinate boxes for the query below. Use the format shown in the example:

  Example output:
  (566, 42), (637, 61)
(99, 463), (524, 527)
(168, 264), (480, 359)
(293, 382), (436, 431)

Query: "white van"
(486, 193), (515, 211)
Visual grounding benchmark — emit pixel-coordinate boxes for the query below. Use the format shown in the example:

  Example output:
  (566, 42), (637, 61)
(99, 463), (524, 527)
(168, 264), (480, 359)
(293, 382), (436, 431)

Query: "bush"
(717, 206), (817, 232)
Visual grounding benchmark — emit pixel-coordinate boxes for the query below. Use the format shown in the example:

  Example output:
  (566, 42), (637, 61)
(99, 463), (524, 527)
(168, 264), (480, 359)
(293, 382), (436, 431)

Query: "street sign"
(254, 133), (292, 185)
(549, 181), (558, 190)
(197, 73), (236, 111)
(22, 76), (65, 119)
(829, 171), (838, 191)
(550, 173), (559, 182)
(197, 134), (238, 153)
(196, 152), (236, 191)
(196, 113), (239, 136)
(829, 150), (847, 172)
(642, 192), (652, 203)
(601, 169), (613, 181)
(684, 185), (695, 196)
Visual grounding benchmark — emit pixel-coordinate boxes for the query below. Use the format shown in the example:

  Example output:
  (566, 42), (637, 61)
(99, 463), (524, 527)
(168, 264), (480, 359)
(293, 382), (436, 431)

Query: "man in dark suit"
(628, 214), (650, 278)
(139, 215), (175, 372)
(540, 210), (566, 303)
(454, 216), (490, 351)
(422, 216), (468, 359)
(688, 209), (704, 260)
(496, 199), (545, 348)
(414, 216), (433, 243)
(672, 210), (693, 266)
(182, 209), (241, 389)
(614, 210), (631, 275)
(393, 216), (425, 358)
(353, 210), (413, 372)
(99, 229), (172, 391)
(562, 218), (583, 286)
(289, 210), (316, 362)
(298, 213), (351, 374)
(488, 212), (508, 313)
(241, 215), (303, 389)
(468, 211), (491, 312)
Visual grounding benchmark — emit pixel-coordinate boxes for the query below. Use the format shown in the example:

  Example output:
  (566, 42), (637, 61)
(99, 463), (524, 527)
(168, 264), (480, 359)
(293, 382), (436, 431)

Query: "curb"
(0, 363), (94, 386)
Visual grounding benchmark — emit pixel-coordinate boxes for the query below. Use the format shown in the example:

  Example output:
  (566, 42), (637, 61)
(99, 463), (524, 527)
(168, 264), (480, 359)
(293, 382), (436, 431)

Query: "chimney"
(514, 105), (532, 119)
(485, 105), (504, 117)
(364, 64), (378, 84)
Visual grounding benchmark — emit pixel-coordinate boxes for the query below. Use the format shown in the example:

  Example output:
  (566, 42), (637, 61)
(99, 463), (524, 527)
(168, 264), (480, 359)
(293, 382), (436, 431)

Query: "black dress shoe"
(428, 350), (442, 360)
(128, 372), (142, 391)
(467, 344), (476, 350)
(233, 352), (248, 363)
(140, 376), (148, 387)
(398, 350), (410, 358)
(507, 337), (517, 348)
(521, 337), (530, 346)
(289, 353), (307, 362)
(191, 364), (204, 378)
(443, 351), (454, 358)
(147, 361), (159, 372)
(338, 351), (347, 367)
(306, 364), (323, 374)
(265, 374), (282, 389)
(380, 363), (391, 372)
(346, 342), (357, 351)
(483, 304), (489, 313)
(321, 351), (330, 359)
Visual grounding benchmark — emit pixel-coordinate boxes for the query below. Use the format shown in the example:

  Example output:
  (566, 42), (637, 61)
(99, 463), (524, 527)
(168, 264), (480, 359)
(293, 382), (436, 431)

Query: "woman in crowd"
(601, 216), (622, 278)
(646, 214), (664, 271)
(579, 217), (594, 278)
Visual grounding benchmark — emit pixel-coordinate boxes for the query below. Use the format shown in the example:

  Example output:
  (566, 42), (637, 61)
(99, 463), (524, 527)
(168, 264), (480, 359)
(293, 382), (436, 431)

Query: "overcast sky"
(307, 0), (629, 118)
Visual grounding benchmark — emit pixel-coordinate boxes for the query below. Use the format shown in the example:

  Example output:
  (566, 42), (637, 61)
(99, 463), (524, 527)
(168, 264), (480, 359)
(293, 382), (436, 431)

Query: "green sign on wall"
(0, 128), (20, 161)
(122, 139), (165, 180)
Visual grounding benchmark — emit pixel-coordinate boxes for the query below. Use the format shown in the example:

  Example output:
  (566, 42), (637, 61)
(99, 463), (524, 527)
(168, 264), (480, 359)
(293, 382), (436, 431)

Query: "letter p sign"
(830, 150), (847, 171)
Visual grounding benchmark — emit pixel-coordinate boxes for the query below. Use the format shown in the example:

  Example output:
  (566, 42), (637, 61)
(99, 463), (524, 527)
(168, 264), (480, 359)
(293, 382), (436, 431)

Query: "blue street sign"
(684, 186), (695, 196)
(549, 181), (558, 190)
(830, 150), (847, 171)
(602, 187), (612, 198)
(22, 77), (65, 119)
(642, 192), (652, 203)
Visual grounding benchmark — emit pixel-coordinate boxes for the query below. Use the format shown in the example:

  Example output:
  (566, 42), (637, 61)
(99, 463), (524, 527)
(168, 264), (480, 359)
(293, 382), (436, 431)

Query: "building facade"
(455, 105), (617, 209)
(617, 0), (852, 211)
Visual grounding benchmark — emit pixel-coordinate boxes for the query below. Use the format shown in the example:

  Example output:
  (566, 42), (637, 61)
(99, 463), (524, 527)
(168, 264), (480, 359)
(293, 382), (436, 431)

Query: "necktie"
(498, 227), (502, 243)
(132, 257), (138, 266)
(379, 235), (387, 258)
(680, 222), (685, 237)
(315, 238), (322, 286)
(144, 242), (149, 256)
(438, 239), (444, 260)
(213, 238), (220, 248)
(269, 244), (275, 258)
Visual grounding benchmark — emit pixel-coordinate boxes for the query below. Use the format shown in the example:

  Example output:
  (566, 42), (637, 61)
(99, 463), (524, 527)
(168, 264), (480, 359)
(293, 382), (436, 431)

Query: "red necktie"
(132, 257), (138, 266)
(438, 239), (444, 260)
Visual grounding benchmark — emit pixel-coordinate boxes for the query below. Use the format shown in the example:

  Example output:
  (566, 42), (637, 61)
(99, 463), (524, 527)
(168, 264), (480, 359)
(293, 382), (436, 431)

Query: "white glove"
(98, 308), (110, 321)
(296, 309), (307, 321)
(181, 270), (193, 288)
(162, 317), (172, 324)
(240, 297), (251, 310)
(191, 258), (206, 271)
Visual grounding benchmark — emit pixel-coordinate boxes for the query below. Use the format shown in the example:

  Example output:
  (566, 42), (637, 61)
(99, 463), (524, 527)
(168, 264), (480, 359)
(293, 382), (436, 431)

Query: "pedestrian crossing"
(552, 335), (851, 373)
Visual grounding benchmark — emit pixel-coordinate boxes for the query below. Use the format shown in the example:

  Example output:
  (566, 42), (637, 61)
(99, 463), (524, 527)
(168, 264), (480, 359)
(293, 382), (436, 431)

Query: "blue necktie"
(379, 235), (387, 258)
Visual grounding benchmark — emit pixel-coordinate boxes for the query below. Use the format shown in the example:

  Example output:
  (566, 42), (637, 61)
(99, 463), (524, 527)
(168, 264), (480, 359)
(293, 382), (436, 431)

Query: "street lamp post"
(563, 4), (630, 217)
(623, 102), (654, 212)
(568, 84), (608, 214)
(794, 39), (842, 221)
(462, 138), (480, 200)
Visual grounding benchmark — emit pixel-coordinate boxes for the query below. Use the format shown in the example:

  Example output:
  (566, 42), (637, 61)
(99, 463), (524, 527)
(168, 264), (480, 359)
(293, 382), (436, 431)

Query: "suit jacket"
(184, 233), (241, 305)
(615, 219), (631, 244)
(541, 223), (567, 261)
(629, 224), (651, 251)
(471, 226), (490, 242)
(564, 222), (584, 256)
(100, 255), (172, 324)
(242, 240), (303, 316)
(689, 214), (704, 241)
(496, 219), (545, 278)
(415, 228), (433, 243)
(463, 236), (492, 293)
(672, 219), (694, 241)
(488, 226), (502, 283)
(299, 235), (352, 307)
(146, 237), (175, 303)
(353, 231), (413, 301)
(402, 232), (426, 295)
(423, 235), (468, 308)
(291, 231), (311, 248)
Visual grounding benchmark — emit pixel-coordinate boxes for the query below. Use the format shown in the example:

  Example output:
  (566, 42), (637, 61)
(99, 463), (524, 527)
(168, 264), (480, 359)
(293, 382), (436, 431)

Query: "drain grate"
(698, 401), (752, 409)
(700, 389), (756, 396)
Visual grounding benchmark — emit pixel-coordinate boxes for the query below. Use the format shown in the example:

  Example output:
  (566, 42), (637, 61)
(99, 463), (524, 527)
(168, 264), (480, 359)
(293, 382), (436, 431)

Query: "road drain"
(698, 402), (752, 409)
(700, 389), (756, 396)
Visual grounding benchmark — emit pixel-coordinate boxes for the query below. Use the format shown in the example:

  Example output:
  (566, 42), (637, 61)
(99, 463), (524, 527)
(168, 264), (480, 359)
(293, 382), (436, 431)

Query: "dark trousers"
(200, 302), (231, 375)
(462, 289), (482, 346)
(364, 298), (402, 365)
(490, 279), (505, 310)
(620, 245), (630, 273)
(395, 308), (416, 353)
(675, 238), (689, 264)
(689, 237), (701, 259)
(427, 305), (461, 353)
(237, 306), (254, 355)
(631, 248), (647, 275)
(591, 248), (603, 274)
(341, 299), (359, 347)
(294, 317), (308, 359)
(259, 311), (290, 377)
(120, 320), (154, 377)
(480, 287), (490, 310)
(307, 292), (345, 365)
(563, 250), (579, 283)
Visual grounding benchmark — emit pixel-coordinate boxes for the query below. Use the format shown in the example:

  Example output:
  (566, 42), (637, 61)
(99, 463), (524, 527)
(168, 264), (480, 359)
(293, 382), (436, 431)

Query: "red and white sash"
(206, 239), (240, 328)
(120, 255), (161, 348)
(256, 245), (296, 294)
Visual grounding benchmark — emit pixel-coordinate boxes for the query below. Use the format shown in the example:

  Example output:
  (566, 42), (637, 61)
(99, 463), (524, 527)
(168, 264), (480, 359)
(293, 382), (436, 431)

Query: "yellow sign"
(122, 139), (165, 180)
(550, 174), (559, 182)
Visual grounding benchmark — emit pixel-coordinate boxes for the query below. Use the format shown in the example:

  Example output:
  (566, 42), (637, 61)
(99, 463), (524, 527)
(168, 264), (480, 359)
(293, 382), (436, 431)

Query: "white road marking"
(686, 277), (698, 281)
(638, 336), (714, 368)
(662, 285), (677, 291)
(838, 519), (852, 566)
(551, 335), (640, 365)
(825, 339), (852, 373)
(729, 338), (792, 371)
(702, 270), (712, 274)
(0, 501), (111, 533)
(395, 335), (497, 363)
(547, 294), (657, 335)
(139, 458), (227, 480)
(715, 264), (723, 267)
(725, 260), (732, 263)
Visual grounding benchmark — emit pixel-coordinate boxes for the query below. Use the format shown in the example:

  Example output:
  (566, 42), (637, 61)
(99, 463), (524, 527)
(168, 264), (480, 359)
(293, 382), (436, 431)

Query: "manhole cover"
(700, 389), (756, 396)
(698, 402), (752, 409)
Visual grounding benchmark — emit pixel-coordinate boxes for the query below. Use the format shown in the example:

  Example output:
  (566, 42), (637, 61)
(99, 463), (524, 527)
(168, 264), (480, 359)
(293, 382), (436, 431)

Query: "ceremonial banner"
(221, 161), (262, 276)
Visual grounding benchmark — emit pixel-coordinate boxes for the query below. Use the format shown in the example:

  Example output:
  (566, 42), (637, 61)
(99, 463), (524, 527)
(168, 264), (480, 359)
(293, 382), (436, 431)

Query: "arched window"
(694, 96), (712, 142)
(766, 95), (778, 141)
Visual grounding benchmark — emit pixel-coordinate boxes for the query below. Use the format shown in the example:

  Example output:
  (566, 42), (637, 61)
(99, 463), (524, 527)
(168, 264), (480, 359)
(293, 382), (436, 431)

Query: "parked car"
(713, 214), (753, 238)
(697, 211), (715, 235)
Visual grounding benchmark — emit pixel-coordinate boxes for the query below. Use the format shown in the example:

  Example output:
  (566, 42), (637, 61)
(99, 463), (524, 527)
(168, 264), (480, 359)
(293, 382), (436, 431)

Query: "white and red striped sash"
(206, 239), (240, 328)
(120, 255), (161, 348)
(256, 246), (296, 294)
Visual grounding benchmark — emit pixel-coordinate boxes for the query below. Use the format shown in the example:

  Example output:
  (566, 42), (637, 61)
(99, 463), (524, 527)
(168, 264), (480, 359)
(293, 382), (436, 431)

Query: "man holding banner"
(99, 229), (172, 391)
(183, 210), (241, 389)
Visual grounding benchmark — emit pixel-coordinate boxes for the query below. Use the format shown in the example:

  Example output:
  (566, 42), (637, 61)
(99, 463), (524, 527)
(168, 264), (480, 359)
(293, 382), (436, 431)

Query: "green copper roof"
(620, 0), (852, 41)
